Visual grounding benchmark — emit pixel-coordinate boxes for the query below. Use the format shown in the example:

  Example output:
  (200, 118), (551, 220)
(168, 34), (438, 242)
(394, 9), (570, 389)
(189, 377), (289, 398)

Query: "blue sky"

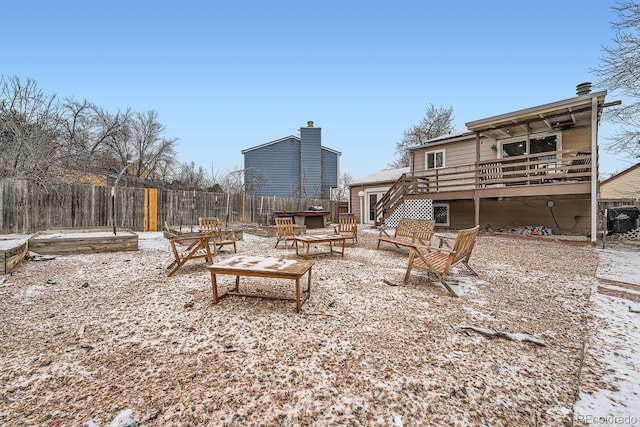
(4, 0), (632, 180)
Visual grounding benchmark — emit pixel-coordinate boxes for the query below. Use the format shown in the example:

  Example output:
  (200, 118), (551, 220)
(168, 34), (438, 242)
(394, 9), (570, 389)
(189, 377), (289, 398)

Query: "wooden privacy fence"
(0, 179), (338, 234)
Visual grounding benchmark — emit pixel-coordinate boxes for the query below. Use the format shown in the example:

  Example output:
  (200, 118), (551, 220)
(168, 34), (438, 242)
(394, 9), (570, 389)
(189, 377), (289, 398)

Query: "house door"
(366, 191), (385, 225)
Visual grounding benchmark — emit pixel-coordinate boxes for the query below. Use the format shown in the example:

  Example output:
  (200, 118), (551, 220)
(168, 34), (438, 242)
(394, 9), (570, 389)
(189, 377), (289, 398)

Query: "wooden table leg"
(295, 277), (300, 312)
(211, 272), (219, 304)
(305, 242), (311, 259)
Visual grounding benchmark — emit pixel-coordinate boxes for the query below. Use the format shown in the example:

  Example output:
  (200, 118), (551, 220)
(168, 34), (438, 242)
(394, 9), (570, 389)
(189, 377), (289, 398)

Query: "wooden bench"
(377, 219), (435, 251)
(404, 225), (480, 297)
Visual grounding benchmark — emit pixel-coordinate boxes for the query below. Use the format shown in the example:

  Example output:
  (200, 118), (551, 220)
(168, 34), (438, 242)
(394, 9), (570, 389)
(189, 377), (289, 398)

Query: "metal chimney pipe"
(576, 82), (592, 96)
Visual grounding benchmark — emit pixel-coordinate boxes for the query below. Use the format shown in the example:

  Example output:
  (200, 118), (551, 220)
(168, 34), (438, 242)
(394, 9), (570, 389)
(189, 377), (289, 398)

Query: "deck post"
(591, 96), (598, 244)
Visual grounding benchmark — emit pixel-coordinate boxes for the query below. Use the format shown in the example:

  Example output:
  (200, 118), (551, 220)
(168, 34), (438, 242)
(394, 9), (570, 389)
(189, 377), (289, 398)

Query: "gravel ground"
(0, 227), (602, 426)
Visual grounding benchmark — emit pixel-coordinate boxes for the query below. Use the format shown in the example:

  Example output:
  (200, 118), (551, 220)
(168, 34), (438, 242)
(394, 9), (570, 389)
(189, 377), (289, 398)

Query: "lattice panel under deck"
(384, 199), (434, 228)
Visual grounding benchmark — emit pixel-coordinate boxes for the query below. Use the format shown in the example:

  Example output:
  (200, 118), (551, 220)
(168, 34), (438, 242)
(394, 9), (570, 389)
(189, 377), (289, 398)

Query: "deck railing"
(475, 148), (592, 187)
(374, 174), (429, 224)
(374, 148), (592, 224)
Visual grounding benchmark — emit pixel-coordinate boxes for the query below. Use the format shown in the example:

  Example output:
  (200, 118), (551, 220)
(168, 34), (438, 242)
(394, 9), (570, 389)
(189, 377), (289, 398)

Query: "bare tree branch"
(594, 1), (640, 160)
(390, 104), (455, 168)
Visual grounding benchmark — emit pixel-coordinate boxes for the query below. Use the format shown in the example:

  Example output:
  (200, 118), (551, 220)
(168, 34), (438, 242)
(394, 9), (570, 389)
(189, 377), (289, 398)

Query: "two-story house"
(350, 83), (615, 243)
(242, 121), (341, 199)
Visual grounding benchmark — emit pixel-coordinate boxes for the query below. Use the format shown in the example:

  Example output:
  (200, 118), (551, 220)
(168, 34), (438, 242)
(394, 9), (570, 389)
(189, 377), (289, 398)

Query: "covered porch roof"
(465, 89), (612, 140)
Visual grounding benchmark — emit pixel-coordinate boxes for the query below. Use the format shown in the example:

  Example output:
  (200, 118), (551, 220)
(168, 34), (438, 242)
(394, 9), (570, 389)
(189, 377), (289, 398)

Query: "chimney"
(307, 121), (314, 128)
(576, 82), (592, 96)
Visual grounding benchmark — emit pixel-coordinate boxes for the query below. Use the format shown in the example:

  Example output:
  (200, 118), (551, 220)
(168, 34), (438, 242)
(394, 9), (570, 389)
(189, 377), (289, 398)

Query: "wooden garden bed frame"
(28, 227), (139, 255)
(1, 238), (27, 274)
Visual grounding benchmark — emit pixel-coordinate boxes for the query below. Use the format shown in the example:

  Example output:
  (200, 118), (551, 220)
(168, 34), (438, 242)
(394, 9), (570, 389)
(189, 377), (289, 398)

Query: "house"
(242, 121), (341, 199)
(350, 83), (616, 243)
(349, 166), (409, 224)
(600, 163), (640, 202)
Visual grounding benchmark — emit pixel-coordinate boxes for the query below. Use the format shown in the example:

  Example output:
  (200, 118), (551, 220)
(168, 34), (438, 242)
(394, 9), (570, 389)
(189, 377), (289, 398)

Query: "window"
(425, 150), (445, 169)
(500, 133), (560, 158)
(433, 203), (449, 226)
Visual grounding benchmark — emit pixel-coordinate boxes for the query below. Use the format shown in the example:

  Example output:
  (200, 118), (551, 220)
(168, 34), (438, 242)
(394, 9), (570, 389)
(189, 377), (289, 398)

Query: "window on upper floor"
(500, 134), (561, 158)
(425, 150), (445, 169)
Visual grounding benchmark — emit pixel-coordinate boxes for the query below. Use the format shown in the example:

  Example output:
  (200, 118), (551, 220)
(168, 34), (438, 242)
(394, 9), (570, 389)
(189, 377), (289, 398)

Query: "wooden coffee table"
(207, 255), (314, 312)
(293, 234), (347, 259)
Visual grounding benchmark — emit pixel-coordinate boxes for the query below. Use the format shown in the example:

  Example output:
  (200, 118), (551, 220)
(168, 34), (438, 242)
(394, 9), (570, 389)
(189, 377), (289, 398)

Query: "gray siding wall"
(300, 127), (322, 198)
(244, 137), (300, 197)
(321, 148), (338, 199)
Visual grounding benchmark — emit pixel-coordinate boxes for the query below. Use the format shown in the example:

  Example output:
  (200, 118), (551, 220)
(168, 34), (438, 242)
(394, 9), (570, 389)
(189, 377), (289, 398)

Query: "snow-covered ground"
(574, 246), (640, 427)
(0, 230), (638, 426)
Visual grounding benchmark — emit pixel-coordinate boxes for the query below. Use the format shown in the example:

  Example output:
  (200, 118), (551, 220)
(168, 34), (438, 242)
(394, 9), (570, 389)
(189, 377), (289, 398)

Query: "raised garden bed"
(164, 225), (243, 241)
(242, 224), (306, 238)
(1, 237), (28, 274)
(28, 228), (139, 255)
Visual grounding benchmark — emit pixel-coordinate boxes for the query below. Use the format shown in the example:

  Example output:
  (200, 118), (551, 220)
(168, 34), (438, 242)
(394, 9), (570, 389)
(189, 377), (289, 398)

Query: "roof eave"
(465, 90), (608, 132)
(241, 135), (299, 154)
(408, 132), (479, 151)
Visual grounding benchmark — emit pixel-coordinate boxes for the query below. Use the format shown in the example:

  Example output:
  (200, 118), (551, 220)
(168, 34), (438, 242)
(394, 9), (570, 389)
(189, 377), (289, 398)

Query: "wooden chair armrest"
(433, 233), (455, 248)
(414, 234), (431, 247)
(412, 244), (453, 255)
(168, 232), (215, 243)
(379, 227), (392, 238)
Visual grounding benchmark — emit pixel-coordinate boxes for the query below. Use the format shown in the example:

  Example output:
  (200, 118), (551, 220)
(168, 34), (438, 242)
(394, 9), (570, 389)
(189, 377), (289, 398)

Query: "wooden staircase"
(374, 174), (430, 225)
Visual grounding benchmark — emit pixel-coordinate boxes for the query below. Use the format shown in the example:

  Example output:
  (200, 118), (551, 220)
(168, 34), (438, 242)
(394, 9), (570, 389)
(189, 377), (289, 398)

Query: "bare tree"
(1, 75), (183, 187)
(390, 104), (455, 168)
(244, 169), (266, 195)
(332, 172), (353, 202)
(0, 76), (64, 187)
(594, 1), (640, 160)
(170, 161), (210, 190)
(215, 166), (266, 195)
(128, 110), (178, 179)
(214, 166), (245, 194)
(58, 99), (125, 174)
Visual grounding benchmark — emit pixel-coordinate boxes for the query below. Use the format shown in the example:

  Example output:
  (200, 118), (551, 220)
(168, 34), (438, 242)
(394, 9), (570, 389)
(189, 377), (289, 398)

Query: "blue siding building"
(242, 122), (340, 198)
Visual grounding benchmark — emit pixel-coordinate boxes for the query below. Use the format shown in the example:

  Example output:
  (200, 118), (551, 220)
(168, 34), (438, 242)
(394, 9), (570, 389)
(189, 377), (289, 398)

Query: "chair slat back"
(199, 217), (222, 237)
(275, 217), (295, 236)
(337, 215), (357, 232)
(395, 219), (435, 241)
(449, 225), (480, 266)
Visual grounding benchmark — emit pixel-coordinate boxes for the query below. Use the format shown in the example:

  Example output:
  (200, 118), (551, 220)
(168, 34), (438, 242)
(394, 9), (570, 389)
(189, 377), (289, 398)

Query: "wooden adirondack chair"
(274, 217), (296, 248)
(199, 217), (237, 254)
(164, 221), (216, 277)
(403, 225), (480, 297)
(334, 215), (358, 243)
